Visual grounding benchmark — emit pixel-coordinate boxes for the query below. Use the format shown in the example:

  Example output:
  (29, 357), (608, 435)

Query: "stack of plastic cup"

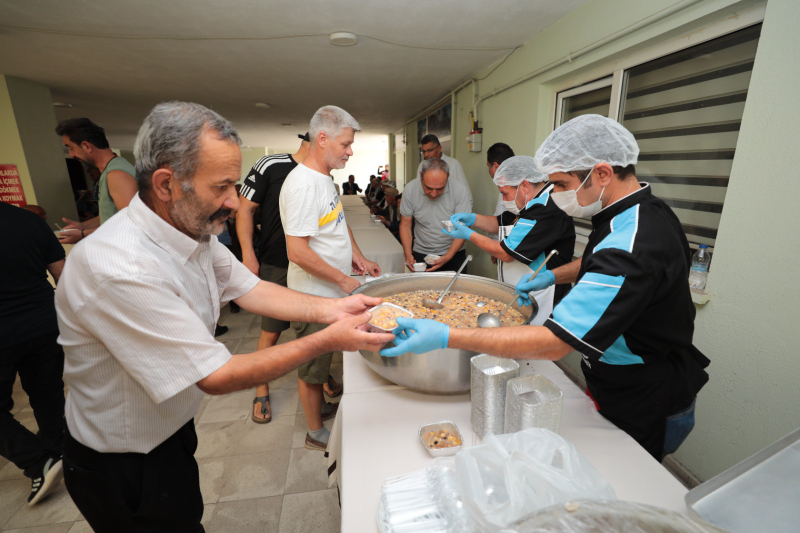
(504, 375), (563, 434)
(470, 355), (519, 437)
(378, 459), (472, 533)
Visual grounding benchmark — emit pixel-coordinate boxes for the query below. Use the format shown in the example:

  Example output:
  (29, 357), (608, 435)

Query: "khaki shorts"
(292, 322), (337, 385)
(259, 264), (290, 333)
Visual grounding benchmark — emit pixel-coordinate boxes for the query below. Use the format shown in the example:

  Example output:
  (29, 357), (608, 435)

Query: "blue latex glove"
(515, 270), (556, 306)
(450, 212), (476, 227)
(442, 222), (474, 240)
(380, 317), (450, 357)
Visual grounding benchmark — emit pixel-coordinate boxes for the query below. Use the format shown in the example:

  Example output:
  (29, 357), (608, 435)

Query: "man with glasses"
(416, 134), (472, 202)
(400, 158), (472, 272)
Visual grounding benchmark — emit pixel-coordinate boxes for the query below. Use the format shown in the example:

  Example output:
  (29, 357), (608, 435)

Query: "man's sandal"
(323, 375), (343, 399)
(252, 396), (272, 424)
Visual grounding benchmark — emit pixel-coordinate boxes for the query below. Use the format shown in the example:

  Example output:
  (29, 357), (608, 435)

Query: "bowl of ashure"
(351, 273), (537, 394)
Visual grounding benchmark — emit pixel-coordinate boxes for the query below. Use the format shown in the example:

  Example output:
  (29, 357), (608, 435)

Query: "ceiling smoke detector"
(53, 102), (73, 108)
(282, 123), (293, 127)
(329, 32), (358, 46)
(255, 103), (271, 109)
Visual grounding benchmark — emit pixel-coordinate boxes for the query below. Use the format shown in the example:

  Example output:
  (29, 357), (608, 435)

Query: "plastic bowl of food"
(442, 220), (455, 232)
(412, 262), (427, 272)
(424, 254), (441, 265)
(419, 420), (463, 457)
(367, 303), (413, 333)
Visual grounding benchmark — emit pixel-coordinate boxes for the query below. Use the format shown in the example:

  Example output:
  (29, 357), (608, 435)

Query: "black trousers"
(413, 249), (468, 274)
(64, 421), (205, 533)
(0, 331), (65, 478)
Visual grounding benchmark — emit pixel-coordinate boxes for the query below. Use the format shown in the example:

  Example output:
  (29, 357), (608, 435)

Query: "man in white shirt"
(416, 133), (473, 205)
(280, 105), (381, 451)
(56, 102), (393, 532)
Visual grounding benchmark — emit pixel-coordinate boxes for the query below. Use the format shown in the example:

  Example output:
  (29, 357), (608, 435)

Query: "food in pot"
(369, 304), (413, 330)
(423, 429), (462, 449)
(383, 290), (526, 328)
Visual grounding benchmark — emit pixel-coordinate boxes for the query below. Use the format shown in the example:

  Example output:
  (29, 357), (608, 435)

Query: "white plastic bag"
(455, 428), (615, 532)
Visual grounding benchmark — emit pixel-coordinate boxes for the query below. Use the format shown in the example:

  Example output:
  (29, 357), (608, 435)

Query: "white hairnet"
(534, 114), (639, 175)
(492, 156), (546, 188)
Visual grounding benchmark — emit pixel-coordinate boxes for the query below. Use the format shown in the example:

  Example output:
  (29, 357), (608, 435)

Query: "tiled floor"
(0, 306), (342, 532)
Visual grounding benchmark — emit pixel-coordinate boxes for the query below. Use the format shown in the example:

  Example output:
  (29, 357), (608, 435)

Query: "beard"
(169, 183), (231, 238)
(325, 151), (348, 170)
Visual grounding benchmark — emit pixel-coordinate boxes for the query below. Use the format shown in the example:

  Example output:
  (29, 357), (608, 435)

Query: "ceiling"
(0, 0), (587, 150)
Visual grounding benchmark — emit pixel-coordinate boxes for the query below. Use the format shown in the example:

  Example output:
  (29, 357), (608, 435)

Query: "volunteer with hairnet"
(383, 115), (710, 461)
(442, 156), (575, 324)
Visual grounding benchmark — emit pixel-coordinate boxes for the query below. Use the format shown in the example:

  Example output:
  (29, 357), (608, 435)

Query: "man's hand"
(62, 217), (85, 231)
(425, 253), (452, 272)
(338, 274), (362, 295)
(57, 229), (83, 244)
(404, 254), (417, 271)
(380, 318), (450, 357)
(515, 270), (556, 306)
(243, 254), (260, 277)
(325, 313), (395, 353)
(377, 215), (389, 226)
(324, 294), (384, 323)
(450, 213), (476, 227)
(363, 258), (381, 277)
(491, 256), (498, 265)
(351, 254), (367, 275)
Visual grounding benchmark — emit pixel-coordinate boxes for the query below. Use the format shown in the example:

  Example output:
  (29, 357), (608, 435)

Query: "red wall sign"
(0, 164), (27, 207)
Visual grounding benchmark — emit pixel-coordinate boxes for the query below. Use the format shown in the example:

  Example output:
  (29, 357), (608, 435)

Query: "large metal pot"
(352, 273), (537, 394)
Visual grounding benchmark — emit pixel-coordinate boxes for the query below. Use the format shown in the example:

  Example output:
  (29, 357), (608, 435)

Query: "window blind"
(620, 23), (762, 250)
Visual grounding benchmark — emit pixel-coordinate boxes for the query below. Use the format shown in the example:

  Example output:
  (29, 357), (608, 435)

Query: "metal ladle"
(421, 255), (472, 309)
(477, 249), (559, 328)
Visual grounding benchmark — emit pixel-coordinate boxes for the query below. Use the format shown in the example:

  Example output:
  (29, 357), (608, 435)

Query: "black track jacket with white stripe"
(543, 183), (710, 458)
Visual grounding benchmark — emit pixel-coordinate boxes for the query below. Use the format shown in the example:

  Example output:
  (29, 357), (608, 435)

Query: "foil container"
(504, 374), (563, 434)
(471, 406), (505, 437)
(367, 303), (413, 333)
(470, 355), (519, 437)
(418, 420), (463, 458)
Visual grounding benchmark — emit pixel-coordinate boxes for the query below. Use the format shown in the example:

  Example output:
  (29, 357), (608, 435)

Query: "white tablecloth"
(341, 195), (366, 208)
(345, 212), (384, 230)
(349, 228), (405, 275)
(331, 352), (688, 532)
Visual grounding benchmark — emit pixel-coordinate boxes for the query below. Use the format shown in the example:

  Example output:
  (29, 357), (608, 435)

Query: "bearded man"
(55, 102), (392, 532)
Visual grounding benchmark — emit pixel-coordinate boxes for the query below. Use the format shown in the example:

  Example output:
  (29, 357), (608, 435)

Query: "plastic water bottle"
(688, 245), (710, 290)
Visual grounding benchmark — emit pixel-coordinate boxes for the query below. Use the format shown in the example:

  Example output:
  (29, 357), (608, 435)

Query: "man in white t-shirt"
(416, 133), (472, 205)
(279, 105), (381, 451)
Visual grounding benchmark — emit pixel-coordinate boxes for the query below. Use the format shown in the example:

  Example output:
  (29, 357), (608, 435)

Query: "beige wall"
(0, 76), (38, 205)
(400, 0), (799, 483)
(0, 75), (78, 223)
(678, 0), (800, 480)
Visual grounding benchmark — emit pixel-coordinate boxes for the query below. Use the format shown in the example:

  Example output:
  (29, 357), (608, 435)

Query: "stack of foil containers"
(504, 374), (563, 434)
(470, 355), (519, 437)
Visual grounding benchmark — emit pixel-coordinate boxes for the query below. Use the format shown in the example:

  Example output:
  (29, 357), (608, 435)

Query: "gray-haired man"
(280, 105), (382, 451)
(400, 158), (473, 272)
(56, 102), (393, 532)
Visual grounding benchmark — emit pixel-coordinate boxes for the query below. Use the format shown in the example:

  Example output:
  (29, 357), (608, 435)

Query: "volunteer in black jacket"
(383, 115), (709, 461)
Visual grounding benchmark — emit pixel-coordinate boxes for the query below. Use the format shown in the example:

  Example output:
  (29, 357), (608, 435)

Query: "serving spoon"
(477, 250), (559, 328)
(421, 255), (472, 309)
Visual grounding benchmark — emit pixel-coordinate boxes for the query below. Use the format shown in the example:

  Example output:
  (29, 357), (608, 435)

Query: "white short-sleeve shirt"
(56, 194), (259, 453)
(279, 164), (352, 298)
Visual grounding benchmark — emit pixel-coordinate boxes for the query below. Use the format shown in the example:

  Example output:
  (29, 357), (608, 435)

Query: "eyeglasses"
(421, 146), (440, 155)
